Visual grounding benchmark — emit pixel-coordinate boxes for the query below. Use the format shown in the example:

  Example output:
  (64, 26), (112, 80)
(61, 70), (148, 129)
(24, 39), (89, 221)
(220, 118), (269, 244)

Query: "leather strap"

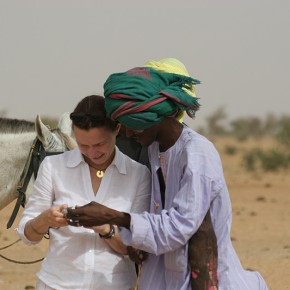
(7, 138), (63, 229)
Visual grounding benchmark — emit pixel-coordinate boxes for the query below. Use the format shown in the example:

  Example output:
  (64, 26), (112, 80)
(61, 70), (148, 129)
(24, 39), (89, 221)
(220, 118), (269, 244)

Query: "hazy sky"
(1, 0), (289, 128)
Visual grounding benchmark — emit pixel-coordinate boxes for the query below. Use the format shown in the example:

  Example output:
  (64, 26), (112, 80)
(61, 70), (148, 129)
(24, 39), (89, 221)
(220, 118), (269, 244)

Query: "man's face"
(125, 126), (158, 147)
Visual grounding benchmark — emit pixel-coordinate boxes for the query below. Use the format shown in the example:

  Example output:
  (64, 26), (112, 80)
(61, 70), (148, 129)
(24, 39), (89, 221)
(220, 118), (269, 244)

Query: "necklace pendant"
(96, 170), (104, 178)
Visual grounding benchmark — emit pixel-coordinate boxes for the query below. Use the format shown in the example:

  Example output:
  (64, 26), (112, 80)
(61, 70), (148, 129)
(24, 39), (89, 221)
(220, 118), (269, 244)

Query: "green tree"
(230, 117), (264, 140)
(206, 107), (228, 136)
(276, 115), (290, 147)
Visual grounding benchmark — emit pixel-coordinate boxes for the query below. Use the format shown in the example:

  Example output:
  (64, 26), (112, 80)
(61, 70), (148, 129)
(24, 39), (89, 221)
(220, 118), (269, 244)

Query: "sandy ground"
(0, 137), (289, 290)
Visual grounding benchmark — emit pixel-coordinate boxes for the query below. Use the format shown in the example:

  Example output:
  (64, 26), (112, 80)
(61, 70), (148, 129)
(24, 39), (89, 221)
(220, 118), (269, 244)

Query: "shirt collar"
(66, 146), (127, 175)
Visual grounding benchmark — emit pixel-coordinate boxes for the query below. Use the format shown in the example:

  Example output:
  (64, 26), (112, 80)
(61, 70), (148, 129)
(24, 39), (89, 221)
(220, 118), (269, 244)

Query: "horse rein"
(0, 137), (63, 264)
(7, 137), (63, 229)
(0, 238), (44, 264)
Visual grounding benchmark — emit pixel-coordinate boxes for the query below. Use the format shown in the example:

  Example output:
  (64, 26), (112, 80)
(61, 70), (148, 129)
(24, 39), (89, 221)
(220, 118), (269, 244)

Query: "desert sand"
(0, 137), (289, 290)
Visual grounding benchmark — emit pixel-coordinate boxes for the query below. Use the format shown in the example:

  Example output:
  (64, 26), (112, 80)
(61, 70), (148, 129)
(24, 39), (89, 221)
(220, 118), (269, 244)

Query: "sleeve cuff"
(15, 222), (41, 245)
(119, 213), (151, 249)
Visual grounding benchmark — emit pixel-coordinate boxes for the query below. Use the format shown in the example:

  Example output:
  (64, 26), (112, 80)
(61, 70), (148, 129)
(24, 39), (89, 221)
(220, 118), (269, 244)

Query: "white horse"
(0, 113), (76, 219)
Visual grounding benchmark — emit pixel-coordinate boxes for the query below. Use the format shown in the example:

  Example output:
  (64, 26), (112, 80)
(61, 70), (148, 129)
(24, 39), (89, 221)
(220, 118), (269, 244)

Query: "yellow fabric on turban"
(144, 58), (197, 122)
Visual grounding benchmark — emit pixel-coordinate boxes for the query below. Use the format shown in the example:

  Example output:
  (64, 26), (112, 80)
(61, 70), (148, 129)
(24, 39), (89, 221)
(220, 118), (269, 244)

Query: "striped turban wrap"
(104, 58), (201, 130)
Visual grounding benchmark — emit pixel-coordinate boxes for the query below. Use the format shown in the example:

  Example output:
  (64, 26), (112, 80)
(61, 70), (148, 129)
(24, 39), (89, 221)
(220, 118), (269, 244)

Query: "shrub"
(206, 107), (228, 136)
(224, 145), (238, 155)
(259, 149), (288, 171)
(243, 148), (263, 171)
(230, 117), (264, 141)
(243, 147), (289, 171)
(276, 116), (290, 148)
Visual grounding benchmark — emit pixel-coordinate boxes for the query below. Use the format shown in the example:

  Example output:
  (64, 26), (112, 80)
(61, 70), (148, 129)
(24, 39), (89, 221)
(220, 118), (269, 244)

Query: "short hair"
(70, 95), (118, 131)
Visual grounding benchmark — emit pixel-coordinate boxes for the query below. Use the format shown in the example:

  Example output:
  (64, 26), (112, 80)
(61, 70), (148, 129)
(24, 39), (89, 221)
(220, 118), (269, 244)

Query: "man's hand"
(65, 201), (111, 227)
(127, 246), (148, 264)
(65, 201), (131, 229)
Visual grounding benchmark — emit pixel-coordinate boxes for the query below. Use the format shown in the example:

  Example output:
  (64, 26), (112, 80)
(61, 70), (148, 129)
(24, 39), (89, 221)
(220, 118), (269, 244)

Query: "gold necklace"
(96, 170), (104, 178)
(88, 164), (105, 178)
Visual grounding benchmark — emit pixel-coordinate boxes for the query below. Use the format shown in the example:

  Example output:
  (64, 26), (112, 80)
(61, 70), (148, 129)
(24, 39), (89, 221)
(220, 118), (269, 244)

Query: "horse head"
(36, 112), (77, 152)
(0, 113), (77, 228)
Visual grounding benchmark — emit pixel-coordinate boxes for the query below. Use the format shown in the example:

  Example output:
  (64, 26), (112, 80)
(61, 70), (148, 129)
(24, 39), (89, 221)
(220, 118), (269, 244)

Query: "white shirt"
(17, 146), (151, 290)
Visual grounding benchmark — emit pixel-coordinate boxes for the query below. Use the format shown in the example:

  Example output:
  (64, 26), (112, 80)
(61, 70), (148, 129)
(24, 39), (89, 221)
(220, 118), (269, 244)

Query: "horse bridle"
(7, 137), (63, 229)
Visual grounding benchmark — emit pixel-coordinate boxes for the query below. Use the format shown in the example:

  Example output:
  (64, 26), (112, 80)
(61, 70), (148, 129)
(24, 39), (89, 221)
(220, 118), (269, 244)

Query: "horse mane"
(0, 117), (35, 133)
(0, 117), (76, 149)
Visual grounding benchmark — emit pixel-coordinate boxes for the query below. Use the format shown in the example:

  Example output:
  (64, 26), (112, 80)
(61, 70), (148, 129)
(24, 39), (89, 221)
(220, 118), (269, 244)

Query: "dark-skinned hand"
(127, 246), (149, 265)
(65, 201), (114, 227)
(65, 201), (131, 229)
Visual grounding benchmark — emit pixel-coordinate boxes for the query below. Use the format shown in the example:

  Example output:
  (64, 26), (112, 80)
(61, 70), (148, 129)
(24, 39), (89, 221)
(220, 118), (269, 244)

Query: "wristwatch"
(99, 224), (115, 239)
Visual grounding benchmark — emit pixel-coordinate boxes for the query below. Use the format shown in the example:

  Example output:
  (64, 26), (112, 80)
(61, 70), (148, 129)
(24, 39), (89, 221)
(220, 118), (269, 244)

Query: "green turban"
(104, 65), (200, 130)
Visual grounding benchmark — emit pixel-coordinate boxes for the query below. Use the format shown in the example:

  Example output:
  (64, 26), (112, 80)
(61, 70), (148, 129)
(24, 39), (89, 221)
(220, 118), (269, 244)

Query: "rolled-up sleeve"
(16, 159), (54, 244)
